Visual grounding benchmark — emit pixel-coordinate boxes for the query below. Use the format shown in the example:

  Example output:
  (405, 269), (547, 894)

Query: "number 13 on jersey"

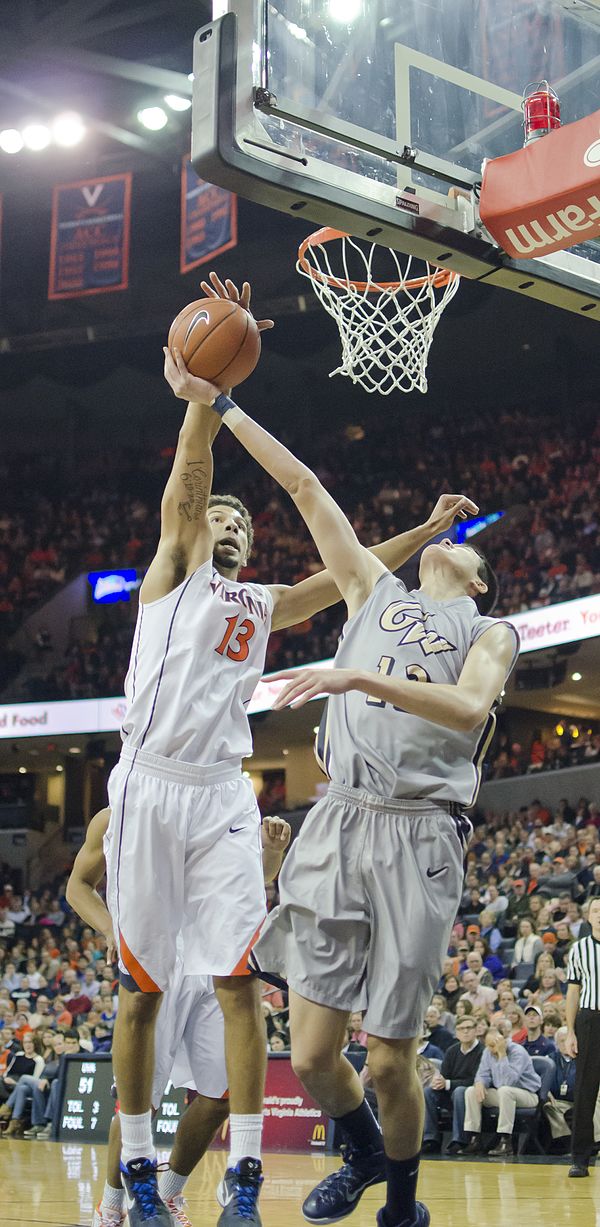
(215, 615), (256, 662)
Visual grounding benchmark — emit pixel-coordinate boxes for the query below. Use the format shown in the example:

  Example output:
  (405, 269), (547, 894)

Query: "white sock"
(228, 1113), (263, 1166)
(101, 1182), (125, 1212)
(159, 1168), (188, 1201)
(119, 1110), (155, 1165)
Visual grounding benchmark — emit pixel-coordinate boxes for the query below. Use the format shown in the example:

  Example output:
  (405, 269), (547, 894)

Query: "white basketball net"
(297, 231), (460, 396)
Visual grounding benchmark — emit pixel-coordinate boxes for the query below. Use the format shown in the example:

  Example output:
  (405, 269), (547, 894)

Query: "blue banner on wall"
(88, 569), (142, 604)
(455, 510), (505, 543)
(49, 173), (132, 300)
(180, 158), (237, 274)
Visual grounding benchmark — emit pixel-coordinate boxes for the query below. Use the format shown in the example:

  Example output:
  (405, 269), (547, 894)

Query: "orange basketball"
(168, 297), (261, 389)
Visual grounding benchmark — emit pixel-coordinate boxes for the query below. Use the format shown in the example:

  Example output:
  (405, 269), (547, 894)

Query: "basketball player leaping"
(66, 807), (290, 1227)
(116, 271), (477, 1227)
(164, 335), (519, 1227)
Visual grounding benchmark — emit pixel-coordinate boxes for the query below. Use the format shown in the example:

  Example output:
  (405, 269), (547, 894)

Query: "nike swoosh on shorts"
(426, 866), (448, 878)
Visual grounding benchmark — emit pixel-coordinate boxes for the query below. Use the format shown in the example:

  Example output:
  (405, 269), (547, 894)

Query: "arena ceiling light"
(22, 123), (52, 151)
(53, 111), (86, 146)
(0, 128), (24, 154)
(164, 94), (192, 111)
(328, 0), (362, 22)
(571, 671), (583, 681)
(137, 105), (168, 130)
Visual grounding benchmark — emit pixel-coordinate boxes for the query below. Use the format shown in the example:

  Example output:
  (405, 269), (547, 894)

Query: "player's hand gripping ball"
(167, 272), (273, 390)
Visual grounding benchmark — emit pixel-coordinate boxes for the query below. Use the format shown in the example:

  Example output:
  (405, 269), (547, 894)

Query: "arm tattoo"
(177, 458), (210, 523)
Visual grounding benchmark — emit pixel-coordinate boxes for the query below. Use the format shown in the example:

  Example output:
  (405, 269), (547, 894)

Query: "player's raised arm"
(269, 493), (479, 630)
(140, 350), (221, 603)
(163, 390), (381, 618)
(65, 807), (116, 962)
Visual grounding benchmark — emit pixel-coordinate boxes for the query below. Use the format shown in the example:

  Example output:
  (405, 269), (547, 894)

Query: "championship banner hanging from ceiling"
(48, 172), (132, 300)
(180, 157), (237, 274)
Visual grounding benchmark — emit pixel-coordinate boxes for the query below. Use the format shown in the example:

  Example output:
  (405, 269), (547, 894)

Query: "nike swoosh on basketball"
(229, 824), (245, 833)
(426, 865), (448, 878)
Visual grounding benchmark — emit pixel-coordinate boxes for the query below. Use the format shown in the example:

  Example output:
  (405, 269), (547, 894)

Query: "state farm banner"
(180, 157), (237, 273)
(48, 173), (132, 299)
(480, 108), (600, 259)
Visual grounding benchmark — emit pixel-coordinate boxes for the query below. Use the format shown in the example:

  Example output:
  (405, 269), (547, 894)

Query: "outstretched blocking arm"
(270, 622), (517, 733)
(65, 808), (116, 961)
(140, 353), (220, 603)
(269, 494), (478, 630)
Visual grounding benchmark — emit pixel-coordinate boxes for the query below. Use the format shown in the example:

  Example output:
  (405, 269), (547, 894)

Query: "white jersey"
(121, 559), (273, 764)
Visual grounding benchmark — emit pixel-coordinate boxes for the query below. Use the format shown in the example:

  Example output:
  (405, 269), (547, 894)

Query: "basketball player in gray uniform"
(166, 342), (519, 1227)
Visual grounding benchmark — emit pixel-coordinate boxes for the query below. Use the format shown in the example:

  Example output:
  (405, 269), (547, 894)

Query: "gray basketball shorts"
(252, 783), (469, 1040)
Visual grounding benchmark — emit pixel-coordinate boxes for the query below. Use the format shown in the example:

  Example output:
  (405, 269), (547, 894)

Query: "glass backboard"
(191, 0), (600, 315)
(262, 0), (599, 254)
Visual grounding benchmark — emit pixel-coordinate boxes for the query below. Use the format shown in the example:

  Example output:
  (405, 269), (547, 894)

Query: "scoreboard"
(55, 1055), (187, 1144)
(56, 1055), (114, 1142)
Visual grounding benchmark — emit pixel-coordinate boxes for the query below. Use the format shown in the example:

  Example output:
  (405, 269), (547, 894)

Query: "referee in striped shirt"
(566, 897), (600, 1177)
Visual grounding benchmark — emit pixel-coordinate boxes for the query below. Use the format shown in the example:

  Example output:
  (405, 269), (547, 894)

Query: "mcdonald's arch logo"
(311, 1123), (326, 1145)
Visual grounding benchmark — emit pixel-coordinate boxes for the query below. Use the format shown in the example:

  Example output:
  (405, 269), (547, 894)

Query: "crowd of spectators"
(414, 791), (600, 1155)
(2, 788), (600, 1151)
(328, 790), (600, 1156)
(488, 725), (600, 781)
(1, 398), (599, 696)
(0, 874), (116, 1141)
(23, 620), (134, 703)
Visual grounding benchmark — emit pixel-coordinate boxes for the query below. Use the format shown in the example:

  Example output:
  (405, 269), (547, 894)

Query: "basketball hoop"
(297, 228), (460, 395)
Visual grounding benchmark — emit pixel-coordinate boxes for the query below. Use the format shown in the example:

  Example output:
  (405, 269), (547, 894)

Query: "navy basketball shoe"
(302, 1141), (386, 1223)
(217, 1157), (264, 1224)
(120, 1158), (171, 1226)
(376, 1202), (430, 1227)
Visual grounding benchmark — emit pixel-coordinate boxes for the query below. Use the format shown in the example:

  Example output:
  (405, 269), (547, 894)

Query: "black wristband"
(213, 392), (237, 418)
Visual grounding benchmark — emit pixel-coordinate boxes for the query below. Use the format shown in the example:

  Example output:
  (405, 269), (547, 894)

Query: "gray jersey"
(315, 570), (519, 805)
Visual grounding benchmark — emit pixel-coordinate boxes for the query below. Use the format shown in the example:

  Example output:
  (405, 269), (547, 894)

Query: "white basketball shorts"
(105, 744), (266, 991)
(152, 957), (227, 1107)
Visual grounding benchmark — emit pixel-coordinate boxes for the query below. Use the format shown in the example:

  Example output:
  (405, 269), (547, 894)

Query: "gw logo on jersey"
(379, 600), (456, 657)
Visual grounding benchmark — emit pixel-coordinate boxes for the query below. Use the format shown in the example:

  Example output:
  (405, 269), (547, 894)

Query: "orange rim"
(297, 226), (457, 293)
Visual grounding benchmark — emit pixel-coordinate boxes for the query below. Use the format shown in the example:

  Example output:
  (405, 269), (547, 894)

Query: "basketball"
(168, 296), (261, 388)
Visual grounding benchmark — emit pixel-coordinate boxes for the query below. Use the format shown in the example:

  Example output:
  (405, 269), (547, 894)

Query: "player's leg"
(291, 991), (385, 1224)
(93, 1114), (126, 1227)
(105, 758), (185, 1226)
(361, 805), (467, 1227)
(290, 991), (361, 1116)
(183, 777), (268, 1225)
(159, 984), (230, 1222)
(253, 793), (380, 1224)
(111, 986), (163, 1146)
(367, 1036), (427, 1227)
(160, 1092), (229, 1215)
(213, 974), (266, 1163)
